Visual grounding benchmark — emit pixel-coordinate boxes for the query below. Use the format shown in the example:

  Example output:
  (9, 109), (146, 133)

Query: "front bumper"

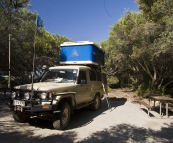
(13, 104), (53, 112)
(6, 99), (56, 113)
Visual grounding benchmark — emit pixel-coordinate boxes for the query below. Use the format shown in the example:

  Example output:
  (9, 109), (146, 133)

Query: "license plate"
(13, 100), (25, 107)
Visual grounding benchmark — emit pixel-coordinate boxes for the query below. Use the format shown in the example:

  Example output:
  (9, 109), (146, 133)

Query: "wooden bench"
(169, 102), (173, 107)
(137, 100), (153, 117)
(162, 101), (173, 109)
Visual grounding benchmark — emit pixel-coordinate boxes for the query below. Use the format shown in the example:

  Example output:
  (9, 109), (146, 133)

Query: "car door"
(76, 70), (92, 104)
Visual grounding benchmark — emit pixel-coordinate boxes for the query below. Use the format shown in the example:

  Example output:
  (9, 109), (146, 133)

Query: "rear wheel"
(53, 102), (70, 130)
(89, 94), (101, 111)
(12, 111), (30, 123)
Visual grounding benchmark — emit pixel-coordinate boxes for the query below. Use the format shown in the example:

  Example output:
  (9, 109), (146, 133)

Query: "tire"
(12, 111), (30, 123)
(89, 94), (101, 111)
(53, 102), (70, 130)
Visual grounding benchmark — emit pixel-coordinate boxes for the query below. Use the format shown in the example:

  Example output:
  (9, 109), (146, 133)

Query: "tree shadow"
(0, 101), (12, 118)
(108, 97), (127, 110)
(0, 122), (173, 143)
(0, 125), (77, 143)
(79, 123), (173, 143)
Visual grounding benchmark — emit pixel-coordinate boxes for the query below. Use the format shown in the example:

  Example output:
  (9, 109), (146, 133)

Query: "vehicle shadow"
(67, 97), (127, 130)
(27, 98), (127, 130)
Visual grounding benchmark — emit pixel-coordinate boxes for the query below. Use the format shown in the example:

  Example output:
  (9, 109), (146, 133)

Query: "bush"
(136, 83), (148, 96)
(107, 76), (120, 89)
(136, 83), (168, 97)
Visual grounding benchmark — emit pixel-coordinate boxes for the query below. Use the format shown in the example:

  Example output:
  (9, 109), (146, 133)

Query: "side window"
(77, 71), (87, 84)
(89, 70), (96, 81)
(96, 72), (102, 81)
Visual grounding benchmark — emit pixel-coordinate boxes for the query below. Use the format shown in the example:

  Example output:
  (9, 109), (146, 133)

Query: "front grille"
(14, 90), (51, 102)
(14, 90), (39, 100)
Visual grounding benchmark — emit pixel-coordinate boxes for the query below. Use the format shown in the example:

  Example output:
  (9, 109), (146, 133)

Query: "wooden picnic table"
(149, 95), (173, 118)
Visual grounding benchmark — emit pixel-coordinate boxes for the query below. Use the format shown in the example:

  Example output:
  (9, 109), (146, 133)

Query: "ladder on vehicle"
(102, 83), (112, 111)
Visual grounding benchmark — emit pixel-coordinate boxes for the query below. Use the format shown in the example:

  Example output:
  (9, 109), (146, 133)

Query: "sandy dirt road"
(0, 90), (173, 143)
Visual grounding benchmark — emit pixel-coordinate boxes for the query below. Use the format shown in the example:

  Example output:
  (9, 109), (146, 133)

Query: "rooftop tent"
(60, 41), (105, 66)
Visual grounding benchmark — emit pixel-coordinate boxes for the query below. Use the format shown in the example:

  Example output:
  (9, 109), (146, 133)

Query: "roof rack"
(60, 41), (96, 47)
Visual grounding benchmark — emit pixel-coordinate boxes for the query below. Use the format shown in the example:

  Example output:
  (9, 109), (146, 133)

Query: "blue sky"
(29, 0), (139, 43)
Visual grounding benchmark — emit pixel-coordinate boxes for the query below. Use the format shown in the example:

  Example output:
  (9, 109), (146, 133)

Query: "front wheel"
(53, 102), (70, 130)
(12, 111), (30, 123)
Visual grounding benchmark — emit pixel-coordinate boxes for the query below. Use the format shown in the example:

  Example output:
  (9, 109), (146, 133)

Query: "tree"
(0, 0), (30, 85)
(136, 0), (173, 22)
(0, 1), (72, 85)
(102, 1), (173, 95)
(102, 12), (147, 88)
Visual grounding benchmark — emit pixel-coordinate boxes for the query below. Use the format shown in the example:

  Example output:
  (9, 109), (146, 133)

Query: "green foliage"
(136, 83), (149, 96)
(0, 1), (72, 85)
(0, 77), (7, 89)
(136, 83), (166, 97)
(102, 0), (173, 96)
(0, 76), (20, 89)
(107, 86), (112, 92)
(136, 0), (173, 22)
(107, 76), (119, 84)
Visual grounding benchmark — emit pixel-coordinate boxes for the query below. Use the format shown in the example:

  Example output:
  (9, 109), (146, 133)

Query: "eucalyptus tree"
(136, 0), (173, 22)
(101, 12), (147, 87)
(8, 10), (72, 84)
(34, 32), (72, 80)
(134, 0), (173, 92)
(101, 40), (119, 76)
(0, 0), (30, 71)
(103, 0), (173, 94)
(0, 1), (72, 85)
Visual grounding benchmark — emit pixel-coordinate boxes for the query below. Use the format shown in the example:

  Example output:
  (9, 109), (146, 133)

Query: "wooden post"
(8, 34), (11, 89)
(160, 102), (162, 118)
(30, 13), (37, 108)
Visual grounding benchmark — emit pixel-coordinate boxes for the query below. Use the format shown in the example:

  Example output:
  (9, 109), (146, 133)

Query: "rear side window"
(96, 72), (102, 81)
(89, 70), (96, 81)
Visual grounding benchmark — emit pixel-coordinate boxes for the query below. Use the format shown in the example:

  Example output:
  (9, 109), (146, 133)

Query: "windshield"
(41, 69), (78, 83)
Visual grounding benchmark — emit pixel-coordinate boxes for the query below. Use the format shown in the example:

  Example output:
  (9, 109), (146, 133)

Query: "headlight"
(40, 92), (47, 100)
(24, 92), (30, 100)
(11, 92), (16, 99)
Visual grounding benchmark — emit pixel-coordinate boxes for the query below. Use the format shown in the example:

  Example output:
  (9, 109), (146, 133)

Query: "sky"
(29, 0), (139, 43)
